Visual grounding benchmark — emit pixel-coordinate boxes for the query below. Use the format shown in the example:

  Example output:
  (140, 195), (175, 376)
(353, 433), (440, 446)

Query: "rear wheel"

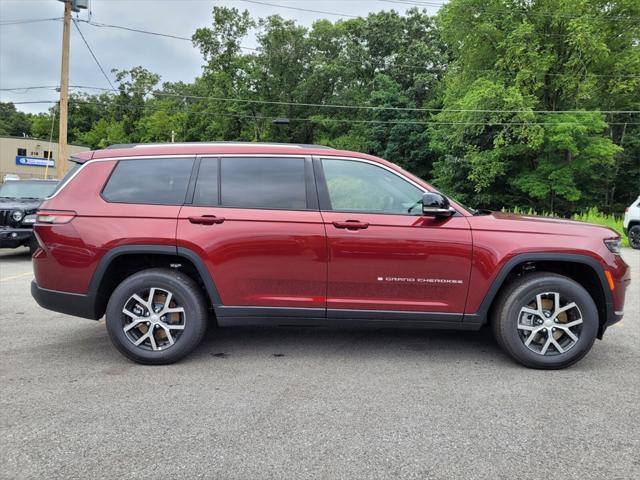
(491, 272), (599, 369)
(628, 225), (640, 250)
(105, 268), (208, 365)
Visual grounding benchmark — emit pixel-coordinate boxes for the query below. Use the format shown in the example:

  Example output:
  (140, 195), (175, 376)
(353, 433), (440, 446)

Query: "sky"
(0, 0), (444, 114)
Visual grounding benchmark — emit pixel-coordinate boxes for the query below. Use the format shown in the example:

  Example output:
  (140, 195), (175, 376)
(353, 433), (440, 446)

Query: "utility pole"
(57, 0), (71, 177)
(56, 0), (87, 177)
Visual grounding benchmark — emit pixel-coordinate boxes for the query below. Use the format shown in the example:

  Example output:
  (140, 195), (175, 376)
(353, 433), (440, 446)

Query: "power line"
(0, 17), (62, 26)
(0, 86), (60, 92)
(8, 98), (640, 119)
(72, 20), (116, 91)
(76, 19), (259, 51)
(79, 19), (191, 41)
(71, 86), (640, 115)
(3, 84), (640, 114)
(379, 0), (447, 6)
(238, 0), (359, 18)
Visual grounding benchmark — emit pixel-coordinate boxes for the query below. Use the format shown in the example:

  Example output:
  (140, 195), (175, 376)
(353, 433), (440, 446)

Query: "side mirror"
(422, 192), (454, 217)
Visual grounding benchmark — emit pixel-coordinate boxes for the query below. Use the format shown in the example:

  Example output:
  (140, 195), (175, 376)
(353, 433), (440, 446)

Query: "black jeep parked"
(0, 179), (58, 254)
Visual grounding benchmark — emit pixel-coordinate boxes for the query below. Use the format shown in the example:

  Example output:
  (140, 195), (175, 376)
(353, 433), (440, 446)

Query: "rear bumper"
(0, 227), (32, 248)
(31, 281), (101, 320)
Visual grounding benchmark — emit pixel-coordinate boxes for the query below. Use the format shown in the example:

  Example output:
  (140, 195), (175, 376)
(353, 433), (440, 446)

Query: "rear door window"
(102, 157), (195, 205)
(220, 157), (307, 210)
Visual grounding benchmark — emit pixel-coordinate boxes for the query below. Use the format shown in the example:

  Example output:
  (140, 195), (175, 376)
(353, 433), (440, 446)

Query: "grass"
(503, 206), (629, 247)
(571, 207), (628, 247)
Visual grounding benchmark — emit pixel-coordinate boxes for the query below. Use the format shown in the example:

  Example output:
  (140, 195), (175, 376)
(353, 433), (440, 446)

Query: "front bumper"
(0, 227), (33, 248)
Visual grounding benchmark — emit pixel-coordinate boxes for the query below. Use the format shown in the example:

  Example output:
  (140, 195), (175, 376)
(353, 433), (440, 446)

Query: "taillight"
(36, 210), (77, 224)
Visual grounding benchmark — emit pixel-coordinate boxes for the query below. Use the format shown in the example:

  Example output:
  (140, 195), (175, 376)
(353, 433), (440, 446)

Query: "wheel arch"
(468, 253), (613, 338)
(89, 245), (221, 319)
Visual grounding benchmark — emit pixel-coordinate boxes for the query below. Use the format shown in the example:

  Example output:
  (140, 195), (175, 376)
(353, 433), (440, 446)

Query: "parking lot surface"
(1, 247), (638, 479)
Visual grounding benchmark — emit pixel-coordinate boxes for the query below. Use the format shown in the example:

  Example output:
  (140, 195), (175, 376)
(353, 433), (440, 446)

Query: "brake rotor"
(152, 292), (169, 341)
(541, 298), (567, 340)
(131, 291), (182, 343)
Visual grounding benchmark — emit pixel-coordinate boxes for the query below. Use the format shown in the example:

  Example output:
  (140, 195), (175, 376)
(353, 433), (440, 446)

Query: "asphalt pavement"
(1, 247), (638, 479)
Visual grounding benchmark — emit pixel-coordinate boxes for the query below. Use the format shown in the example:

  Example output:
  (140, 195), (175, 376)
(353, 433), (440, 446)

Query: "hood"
(470, 211), (619, 238)
(0, 197), (43, 212)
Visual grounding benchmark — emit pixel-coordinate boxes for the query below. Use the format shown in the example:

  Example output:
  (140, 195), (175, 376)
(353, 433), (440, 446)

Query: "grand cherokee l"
(30, 143), (630, 368)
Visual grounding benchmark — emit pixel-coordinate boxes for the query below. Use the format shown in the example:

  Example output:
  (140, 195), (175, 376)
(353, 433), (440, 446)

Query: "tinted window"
(193, 157), (219, 206)
(102, 157), (194, 205)
(322, 158), (423, 214)
(221, 157), (307, 209)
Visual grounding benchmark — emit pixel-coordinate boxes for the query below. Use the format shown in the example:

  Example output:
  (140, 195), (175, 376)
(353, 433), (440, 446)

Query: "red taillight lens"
(36, 210), (76, 224)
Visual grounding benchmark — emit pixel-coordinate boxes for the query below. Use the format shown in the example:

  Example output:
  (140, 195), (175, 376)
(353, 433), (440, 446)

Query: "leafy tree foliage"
(1, 1), (638, 213)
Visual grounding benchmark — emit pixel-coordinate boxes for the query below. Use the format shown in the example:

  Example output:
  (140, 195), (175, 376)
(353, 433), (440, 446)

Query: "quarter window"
(17, 148), (27, 156)
(220, 157), (307, 210)
(321, 158), (423, 214)
(102, 157), (194, 205)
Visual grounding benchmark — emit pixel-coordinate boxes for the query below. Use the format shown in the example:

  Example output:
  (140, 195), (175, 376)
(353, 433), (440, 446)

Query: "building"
(0, 136), (90, 181)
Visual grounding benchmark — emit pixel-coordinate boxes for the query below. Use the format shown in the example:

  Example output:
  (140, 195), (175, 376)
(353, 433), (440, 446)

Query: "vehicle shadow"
(31, 319), (627, 372)
(186, 324), (511, 366)
(0, 247), (31, 259)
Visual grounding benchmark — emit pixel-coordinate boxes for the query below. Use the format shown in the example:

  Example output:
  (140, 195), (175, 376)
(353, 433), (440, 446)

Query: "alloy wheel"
(121, 287), (186, 351)
(517, 292), (583, 356)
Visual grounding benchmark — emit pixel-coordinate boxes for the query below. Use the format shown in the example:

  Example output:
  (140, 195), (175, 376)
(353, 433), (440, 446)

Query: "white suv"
(623, 196), (640, 250)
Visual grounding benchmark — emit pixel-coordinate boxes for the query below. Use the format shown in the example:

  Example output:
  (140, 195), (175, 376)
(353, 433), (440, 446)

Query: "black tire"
(628, 225), (640, 250)
(491, 272), (599, 369)
(28, 235), (38, 256)
(105, 268), (208, 365)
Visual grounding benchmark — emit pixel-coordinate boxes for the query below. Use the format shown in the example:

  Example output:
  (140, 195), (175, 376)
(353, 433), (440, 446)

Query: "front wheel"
(105, 268), (208, 365)
(491, 272), (599, 369)
(628, 225), (640, 250)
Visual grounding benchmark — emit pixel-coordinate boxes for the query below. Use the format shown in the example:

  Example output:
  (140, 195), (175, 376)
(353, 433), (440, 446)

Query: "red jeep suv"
(31, 143), (630, 368)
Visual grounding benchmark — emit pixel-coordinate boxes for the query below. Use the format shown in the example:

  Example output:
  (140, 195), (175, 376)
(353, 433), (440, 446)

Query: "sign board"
(15, 156), (55, 168)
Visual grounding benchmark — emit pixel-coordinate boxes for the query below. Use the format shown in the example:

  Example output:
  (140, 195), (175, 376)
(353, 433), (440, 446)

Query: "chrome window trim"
(47, 153), (431, 205)
(47, 154), (309, 200)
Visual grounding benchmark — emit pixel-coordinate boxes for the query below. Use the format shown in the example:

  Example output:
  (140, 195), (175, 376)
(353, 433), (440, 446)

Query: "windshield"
(0, 181), (58, 199)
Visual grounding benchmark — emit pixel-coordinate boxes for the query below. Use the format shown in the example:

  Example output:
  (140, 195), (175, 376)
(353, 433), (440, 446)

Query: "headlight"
(11, 210), (24, 222)
(604, 238), (622, 254)
(22, 214), (37, 224)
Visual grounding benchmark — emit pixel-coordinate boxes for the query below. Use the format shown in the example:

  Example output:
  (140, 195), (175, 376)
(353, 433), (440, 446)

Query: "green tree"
(0, 102), (32, 137)
(431, 0), (639, 213)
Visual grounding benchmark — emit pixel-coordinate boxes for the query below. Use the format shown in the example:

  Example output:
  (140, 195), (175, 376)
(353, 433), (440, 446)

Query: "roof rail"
(104, 143), (139, 149)
(105, 141), (334, 150)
